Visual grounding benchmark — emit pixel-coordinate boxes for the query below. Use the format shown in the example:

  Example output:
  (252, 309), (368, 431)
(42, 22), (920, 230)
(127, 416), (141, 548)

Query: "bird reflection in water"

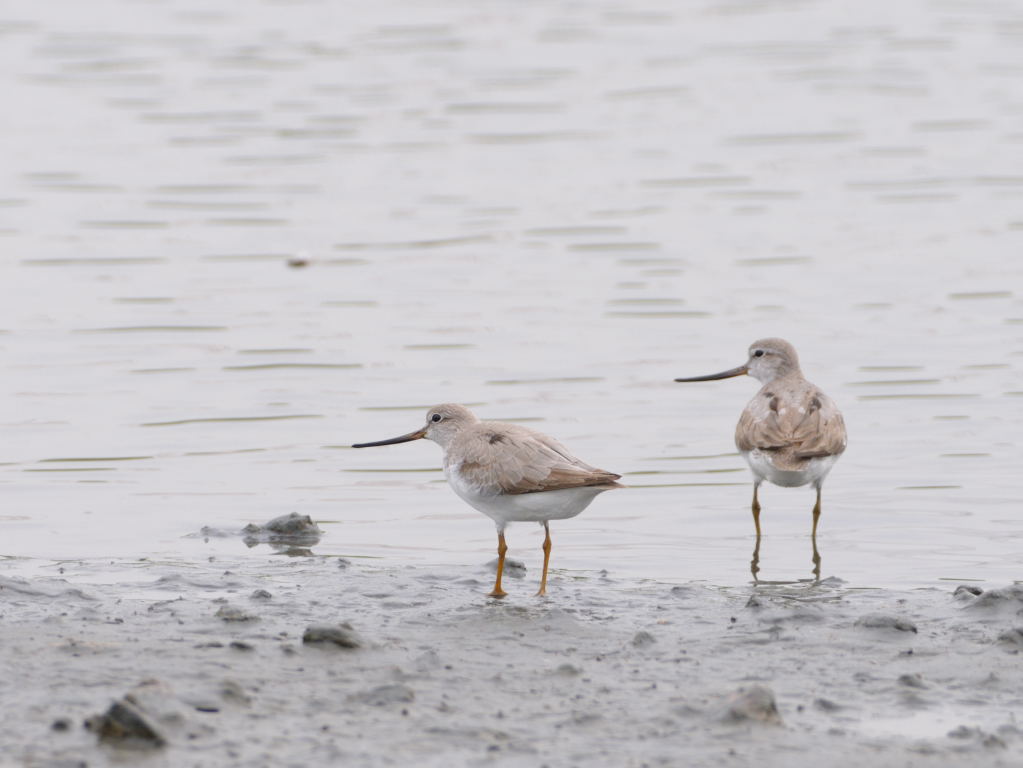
(750, 533), (822, 585)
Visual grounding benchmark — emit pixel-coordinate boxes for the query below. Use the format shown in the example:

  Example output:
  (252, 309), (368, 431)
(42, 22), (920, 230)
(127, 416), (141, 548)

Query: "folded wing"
(453, 425), (622, 495)
(736, 387), (847, 469)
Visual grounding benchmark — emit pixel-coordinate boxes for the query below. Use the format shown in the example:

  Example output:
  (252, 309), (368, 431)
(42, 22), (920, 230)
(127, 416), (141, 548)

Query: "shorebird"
(674, 338), (846, 540)
(352, 404), (622, 598)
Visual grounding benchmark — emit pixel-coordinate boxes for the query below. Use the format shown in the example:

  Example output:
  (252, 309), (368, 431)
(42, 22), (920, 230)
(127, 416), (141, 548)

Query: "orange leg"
(536, 522), (552, 597)
(811, 487), (822, 538)
(751, 483), (762, 538)
(488, 532), (508, 598)
(750, 532), (761, 584)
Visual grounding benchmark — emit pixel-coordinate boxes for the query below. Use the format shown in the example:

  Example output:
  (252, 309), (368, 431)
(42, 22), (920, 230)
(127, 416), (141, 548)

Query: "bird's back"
(735, 375), (846, 471)
(446, 421), (622, 495)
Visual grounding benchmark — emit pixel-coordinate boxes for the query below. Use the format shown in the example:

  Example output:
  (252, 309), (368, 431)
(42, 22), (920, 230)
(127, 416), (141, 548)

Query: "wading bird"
(352, 404), (622, 598)
(675, 338), (846, 549)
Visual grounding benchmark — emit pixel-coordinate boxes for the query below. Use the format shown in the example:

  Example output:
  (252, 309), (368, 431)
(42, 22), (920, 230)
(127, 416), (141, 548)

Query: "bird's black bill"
(351, 428), (426, 448)
(674, 364), (748, 382)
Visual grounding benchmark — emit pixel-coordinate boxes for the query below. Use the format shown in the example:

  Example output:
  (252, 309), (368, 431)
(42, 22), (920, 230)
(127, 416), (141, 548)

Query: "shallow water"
(1, 0), (1021, 589)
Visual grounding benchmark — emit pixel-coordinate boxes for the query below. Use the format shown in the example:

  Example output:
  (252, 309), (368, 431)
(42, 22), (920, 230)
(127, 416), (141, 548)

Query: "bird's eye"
(754, 350), (765, 358)
(431, 413), (442, 423)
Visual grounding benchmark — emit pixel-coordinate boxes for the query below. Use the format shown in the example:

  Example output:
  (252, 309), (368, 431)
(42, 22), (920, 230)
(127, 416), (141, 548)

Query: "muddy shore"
(2, 552), (1021, 767)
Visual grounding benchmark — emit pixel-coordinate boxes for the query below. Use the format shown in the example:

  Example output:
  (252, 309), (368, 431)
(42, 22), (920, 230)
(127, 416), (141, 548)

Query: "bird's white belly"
(445, 468), (608, 529)
(741, 450), (838, 488)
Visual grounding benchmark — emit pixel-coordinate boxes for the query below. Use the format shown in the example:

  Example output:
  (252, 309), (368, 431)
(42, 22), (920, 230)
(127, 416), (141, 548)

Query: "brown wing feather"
(735, 382), (846, 470)
(451, 424), (622, 495)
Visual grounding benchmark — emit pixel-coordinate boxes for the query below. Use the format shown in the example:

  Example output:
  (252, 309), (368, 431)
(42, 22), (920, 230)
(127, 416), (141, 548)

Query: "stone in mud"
(855, 614), (918, 633)
(966, 585), (1023, 610)
(352, 684), (415, 707)
(555, 663), (582, 676)
(86, 680), (189, 748)
(631, 631), (656, 647)
(953, 584), (984, 599)
(996, 628), (1023, 647)
(718, 685), (782, 725)
(250, 589), (272, 600)
(215, 604), (258, 622)
(302, 623), (363, 649)
(898, 673), (926, 688)
(87, 700), (165, 748)
(242, 513), (322, 547)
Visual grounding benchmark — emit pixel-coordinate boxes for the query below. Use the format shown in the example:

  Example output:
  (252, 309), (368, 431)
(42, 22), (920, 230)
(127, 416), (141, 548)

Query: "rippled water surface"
(2, 0), (1021, 588)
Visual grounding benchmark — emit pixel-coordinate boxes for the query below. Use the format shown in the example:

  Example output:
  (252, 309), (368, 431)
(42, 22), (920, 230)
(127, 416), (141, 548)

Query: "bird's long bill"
(674, 364), (748, 382)
(351, 427), (427, 448)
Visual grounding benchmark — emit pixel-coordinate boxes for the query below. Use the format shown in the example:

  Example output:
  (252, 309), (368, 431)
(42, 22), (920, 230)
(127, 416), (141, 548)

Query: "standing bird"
(352, 404), (622, 598)
(674, 338), (846, 541)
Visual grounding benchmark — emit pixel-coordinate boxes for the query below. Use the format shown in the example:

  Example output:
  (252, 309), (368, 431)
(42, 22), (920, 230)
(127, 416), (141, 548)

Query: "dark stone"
(631, 631), (656, 647)
(855, 614), (918, 633)
(215, 605), (257, 622)
(302, 623), (363, 649)
(86, 700), (165, 748)
(718, 685), (782, 725)
(898, 673), (926, 689)
(352, 684), (414, 706)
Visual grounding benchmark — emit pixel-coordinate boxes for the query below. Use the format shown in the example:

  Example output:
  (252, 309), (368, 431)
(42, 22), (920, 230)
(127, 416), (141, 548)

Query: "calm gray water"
(1, 0), (1020, 588)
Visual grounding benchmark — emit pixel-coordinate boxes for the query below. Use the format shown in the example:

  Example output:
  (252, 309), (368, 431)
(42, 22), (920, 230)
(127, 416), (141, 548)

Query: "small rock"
(954, 584), (984, 599)
(219, 680), (252, 705)
(86, 682), (187, 749)
(229, 641), (254, 651)
(555, 663), (582, 676)
(719, 685), (782, 725)
(898, 673), (926, 689)
(241, 513), (322, 548)
(814, 698), (842, 712)
(303, 623), (363, 649)
(966, 585), (1023, 610)
(631, 631), (656, 648)
(855, 614), (918, 633)
(250, 589), (272, 600)
(351, 684), (414, 707)
(215, 605), (257, 622)
(997, 628), (1023, 647)
(264, 512), (319, 535)
(51, 717), (72, 731)
(949, 725), (981, 739)
(87, 700), (165, 748)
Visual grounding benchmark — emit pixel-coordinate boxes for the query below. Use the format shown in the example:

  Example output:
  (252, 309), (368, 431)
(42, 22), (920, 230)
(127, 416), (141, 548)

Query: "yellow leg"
(811, 487), (821, 538)
(750, 532), (761, 583)
(811, 533), (821, 582)
(536, 522), (552, 597)
(488, 532), (508, 598)
(751, 483), (762, 538)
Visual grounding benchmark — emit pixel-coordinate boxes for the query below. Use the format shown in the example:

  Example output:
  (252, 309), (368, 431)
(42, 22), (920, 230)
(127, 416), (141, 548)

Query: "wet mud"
(2, 558), (1021, 767)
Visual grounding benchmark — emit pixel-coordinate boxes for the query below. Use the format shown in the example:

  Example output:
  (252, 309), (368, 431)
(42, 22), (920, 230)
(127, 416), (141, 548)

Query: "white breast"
(741, 450), (839, 489)
(445, 464), (609, 531)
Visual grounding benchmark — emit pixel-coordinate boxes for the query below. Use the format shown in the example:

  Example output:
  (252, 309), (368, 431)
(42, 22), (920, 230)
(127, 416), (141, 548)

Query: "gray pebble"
(303, 623), (363, 649)
(855, 614), (918, 633)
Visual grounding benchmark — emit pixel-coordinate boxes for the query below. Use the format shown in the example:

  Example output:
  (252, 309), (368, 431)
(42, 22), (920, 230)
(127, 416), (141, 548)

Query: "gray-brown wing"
(452, 425), (622, 495)
(735, 388), (846, 463)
